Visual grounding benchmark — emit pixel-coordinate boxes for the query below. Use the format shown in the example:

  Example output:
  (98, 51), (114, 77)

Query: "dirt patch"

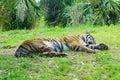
(0, 47), (17, 56)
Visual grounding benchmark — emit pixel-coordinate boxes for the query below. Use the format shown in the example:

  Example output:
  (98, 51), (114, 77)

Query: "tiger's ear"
(86, 30), (90, 34)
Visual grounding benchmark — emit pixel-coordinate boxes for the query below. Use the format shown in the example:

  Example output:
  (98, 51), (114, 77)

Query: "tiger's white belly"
(43, 41), (54, 49)
(79, 38), (87, 46)
(43, 41), (69, 52)
(63, 43), (69, 51)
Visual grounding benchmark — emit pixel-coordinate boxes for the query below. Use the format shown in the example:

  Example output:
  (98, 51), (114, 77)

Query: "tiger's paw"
(98, 43), (109, 50)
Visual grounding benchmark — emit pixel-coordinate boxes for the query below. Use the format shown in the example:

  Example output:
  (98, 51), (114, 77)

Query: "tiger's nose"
(89, 42), (93, 44)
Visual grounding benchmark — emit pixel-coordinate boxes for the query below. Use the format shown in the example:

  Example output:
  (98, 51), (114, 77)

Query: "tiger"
(15, 30), (108, 57)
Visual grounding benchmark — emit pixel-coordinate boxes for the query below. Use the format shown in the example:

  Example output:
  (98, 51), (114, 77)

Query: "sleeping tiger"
(15, 31), (108, 57)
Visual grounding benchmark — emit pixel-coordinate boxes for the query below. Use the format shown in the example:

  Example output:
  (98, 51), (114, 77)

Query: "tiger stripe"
(15, 30), (107, 57)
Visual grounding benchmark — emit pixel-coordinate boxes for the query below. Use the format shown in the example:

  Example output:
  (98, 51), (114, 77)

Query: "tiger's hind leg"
(39, 47), (67, 57)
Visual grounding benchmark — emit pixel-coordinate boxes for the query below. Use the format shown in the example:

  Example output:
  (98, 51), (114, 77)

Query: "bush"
(43, 0), (73, 27)
(0, 0), (40, 31)
(63, 0), (120, 26)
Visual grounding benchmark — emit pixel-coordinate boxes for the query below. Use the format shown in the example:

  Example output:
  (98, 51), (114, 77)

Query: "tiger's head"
(81, 30), (96, 45)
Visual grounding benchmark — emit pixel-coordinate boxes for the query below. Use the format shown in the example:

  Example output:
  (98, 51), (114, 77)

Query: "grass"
(0, 24), (120, 80)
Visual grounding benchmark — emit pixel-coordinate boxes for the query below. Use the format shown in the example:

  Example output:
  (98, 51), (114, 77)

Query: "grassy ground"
(0, 24), (120, 80)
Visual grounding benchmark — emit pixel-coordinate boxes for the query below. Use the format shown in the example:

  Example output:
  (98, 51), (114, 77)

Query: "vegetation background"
(0, 0), (120, 80)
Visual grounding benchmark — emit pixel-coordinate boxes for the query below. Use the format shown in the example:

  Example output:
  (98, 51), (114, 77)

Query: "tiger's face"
(86, 34), (96, 45)
(81, 31), (96, 45)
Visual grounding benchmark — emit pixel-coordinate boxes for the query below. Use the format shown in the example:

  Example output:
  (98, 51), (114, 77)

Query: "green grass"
(0, 24), (120, 80)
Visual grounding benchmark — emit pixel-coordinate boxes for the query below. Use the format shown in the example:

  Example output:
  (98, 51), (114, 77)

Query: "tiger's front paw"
(98, 43), (109, 50)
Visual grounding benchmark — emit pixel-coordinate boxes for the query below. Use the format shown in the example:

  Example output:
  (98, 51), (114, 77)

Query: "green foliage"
(64, 2), (93, 26)
(1, 0), (120, 29)
(0, 0), (18, 29)
(93, 0), (120, 25)
(0, 0), (40, 31)
(63, 0), (120, 26)
(42, 0), (74, 26)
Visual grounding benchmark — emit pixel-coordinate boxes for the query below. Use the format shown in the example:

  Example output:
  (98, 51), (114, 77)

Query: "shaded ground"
(0, 47), (17, 56)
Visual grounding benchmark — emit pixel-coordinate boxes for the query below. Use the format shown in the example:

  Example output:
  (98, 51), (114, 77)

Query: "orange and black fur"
(15, 31), (108, 57)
